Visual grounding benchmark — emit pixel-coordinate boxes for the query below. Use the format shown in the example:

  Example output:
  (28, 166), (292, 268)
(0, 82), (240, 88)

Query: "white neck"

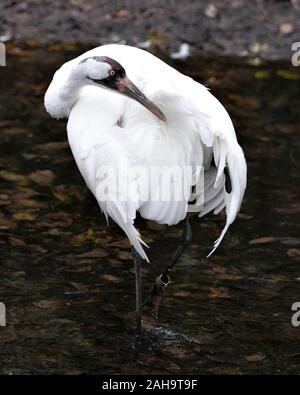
(44, 64), (86, 119)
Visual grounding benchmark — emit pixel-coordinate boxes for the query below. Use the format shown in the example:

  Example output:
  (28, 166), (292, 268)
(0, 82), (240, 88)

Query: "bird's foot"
(143, 272), (171, 319)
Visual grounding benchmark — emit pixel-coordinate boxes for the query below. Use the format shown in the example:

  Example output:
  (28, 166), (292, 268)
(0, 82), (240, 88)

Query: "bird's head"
(76, 56), (166, 122)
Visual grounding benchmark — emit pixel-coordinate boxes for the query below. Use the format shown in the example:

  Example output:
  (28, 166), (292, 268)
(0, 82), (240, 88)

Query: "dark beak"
(118, 77), (166, 122)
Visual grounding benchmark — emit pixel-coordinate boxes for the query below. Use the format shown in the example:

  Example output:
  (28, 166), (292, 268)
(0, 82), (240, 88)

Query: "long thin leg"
(132, 247), (143, 337)
(167, 216), (192, 274)
(143, 217), (192, 319)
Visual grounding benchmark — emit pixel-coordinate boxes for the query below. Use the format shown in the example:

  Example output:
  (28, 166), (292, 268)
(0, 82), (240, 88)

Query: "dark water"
(0, 44), (299, 374)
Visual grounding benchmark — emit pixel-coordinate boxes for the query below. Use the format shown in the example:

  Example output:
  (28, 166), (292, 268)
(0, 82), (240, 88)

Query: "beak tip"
(160, 113), (167, 123)
(121, 77), (167, 123)
(154, 107), (167, 123)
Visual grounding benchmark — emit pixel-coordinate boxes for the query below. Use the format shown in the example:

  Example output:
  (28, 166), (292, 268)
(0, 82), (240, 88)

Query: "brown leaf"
(287, 248), (300, 258)
(14, 187), (39, 199)
(14, 198), (46, 209)
(100, 274), (122, 284)
(78, 249), (109, 259)
(113, 9), (129, 18)
(0, 171), (28, 185)
(167, 346), (187, 357)
(53, 185), (86, 203)
(274, 206), (300, 214)
(209, 287), (236, 300)
(29, 244), (47, 254)
(33, 300), (68, 310)
(229, 94), (260, 109)
(13, 212), (37, 221)
(207, 367), (241, 375)
(0, 193), (10, 206)
(167, 363), (181, 372)
(216, 273), (243, 281)
(72, 228), (95, 244)
(29, 170), (55, 186)
(71, 282), (89, 293)
(52, 185), (70, 202)
(0, 213), (16, 229)
(37, 141), (69, 151)
(70, 0), (92, 12)
(9, 237), (27, 247)
(213, 265), (226, 274)
(5, 127), (27, 136)
(117, 250), (132, 260)
(237, 213), (254, 220)
(173, 291), (191, 297)
(249, 236), (275, 245)
(245, 352), (266, 362)
(0, 120), (13, 128)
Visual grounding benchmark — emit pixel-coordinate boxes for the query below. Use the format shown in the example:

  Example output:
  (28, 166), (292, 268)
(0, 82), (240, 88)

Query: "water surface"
(0, 44), (299, 374)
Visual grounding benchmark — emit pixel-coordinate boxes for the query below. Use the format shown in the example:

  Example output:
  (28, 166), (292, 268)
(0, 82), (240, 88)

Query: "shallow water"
(0, 44), (299, 374)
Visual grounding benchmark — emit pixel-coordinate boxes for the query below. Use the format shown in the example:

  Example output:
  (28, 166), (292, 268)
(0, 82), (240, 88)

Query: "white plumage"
(45, 44), (247, 261)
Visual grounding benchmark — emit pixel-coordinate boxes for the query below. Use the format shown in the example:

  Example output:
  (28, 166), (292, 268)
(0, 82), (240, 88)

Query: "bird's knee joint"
(157, 273), (171, 287)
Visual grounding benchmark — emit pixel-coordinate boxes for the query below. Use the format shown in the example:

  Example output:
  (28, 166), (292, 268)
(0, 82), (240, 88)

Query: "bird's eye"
(109, 70), (116, 76)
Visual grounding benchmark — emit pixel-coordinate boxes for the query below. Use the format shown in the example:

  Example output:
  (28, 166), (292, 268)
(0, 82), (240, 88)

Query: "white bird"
(44, 44), (247, 336)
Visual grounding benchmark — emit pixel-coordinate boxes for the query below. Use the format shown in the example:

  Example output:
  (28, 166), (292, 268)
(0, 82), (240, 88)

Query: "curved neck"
(60, 71), (84, 102)
(45, 66), (85, 119)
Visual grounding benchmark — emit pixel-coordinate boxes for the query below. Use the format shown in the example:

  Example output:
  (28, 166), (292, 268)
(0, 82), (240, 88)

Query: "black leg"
(132, 247), (143, 338)
(168, 216), (192, 272)
(143, 217), (192, 319)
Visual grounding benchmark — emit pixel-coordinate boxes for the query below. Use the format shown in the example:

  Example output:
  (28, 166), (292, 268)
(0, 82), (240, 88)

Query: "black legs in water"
(144, 217), (192, 319)
(132, 247), (143, 338)
(132, 217), (192, 337)
(165, 217), (192, 277)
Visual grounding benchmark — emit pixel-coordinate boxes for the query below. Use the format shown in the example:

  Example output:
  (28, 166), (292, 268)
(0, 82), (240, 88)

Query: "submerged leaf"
(29, 170), (55, 186)
(249, 236), (275, 245)
(254, 71), (270, 80)
(13, 212), (37, 221)
(100, 274), (122, 284)
(277, 70), (300, 80)
(287, 249), (300, 258)
(245, 353), (266, 362)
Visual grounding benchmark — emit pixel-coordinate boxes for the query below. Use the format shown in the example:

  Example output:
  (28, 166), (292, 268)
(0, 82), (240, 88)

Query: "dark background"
(0, 0), (299, 60)
(0, 0), (299, 375)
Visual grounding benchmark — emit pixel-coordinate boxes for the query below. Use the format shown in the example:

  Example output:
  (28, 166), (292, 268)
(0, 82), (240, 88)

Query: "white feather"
(45, 44), (247, 261)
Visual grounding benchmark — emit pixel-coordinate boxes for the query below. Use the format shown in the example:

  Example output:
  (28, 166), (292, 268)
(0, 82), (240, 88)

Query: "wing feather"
(169, 73), (247, 257)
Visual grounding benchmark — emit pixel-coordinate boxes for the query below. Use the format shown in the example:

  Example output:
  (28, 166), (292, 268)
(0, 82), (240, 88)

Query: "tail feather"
(122, 222), (149, 262)
(207, 143), (247, 258)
